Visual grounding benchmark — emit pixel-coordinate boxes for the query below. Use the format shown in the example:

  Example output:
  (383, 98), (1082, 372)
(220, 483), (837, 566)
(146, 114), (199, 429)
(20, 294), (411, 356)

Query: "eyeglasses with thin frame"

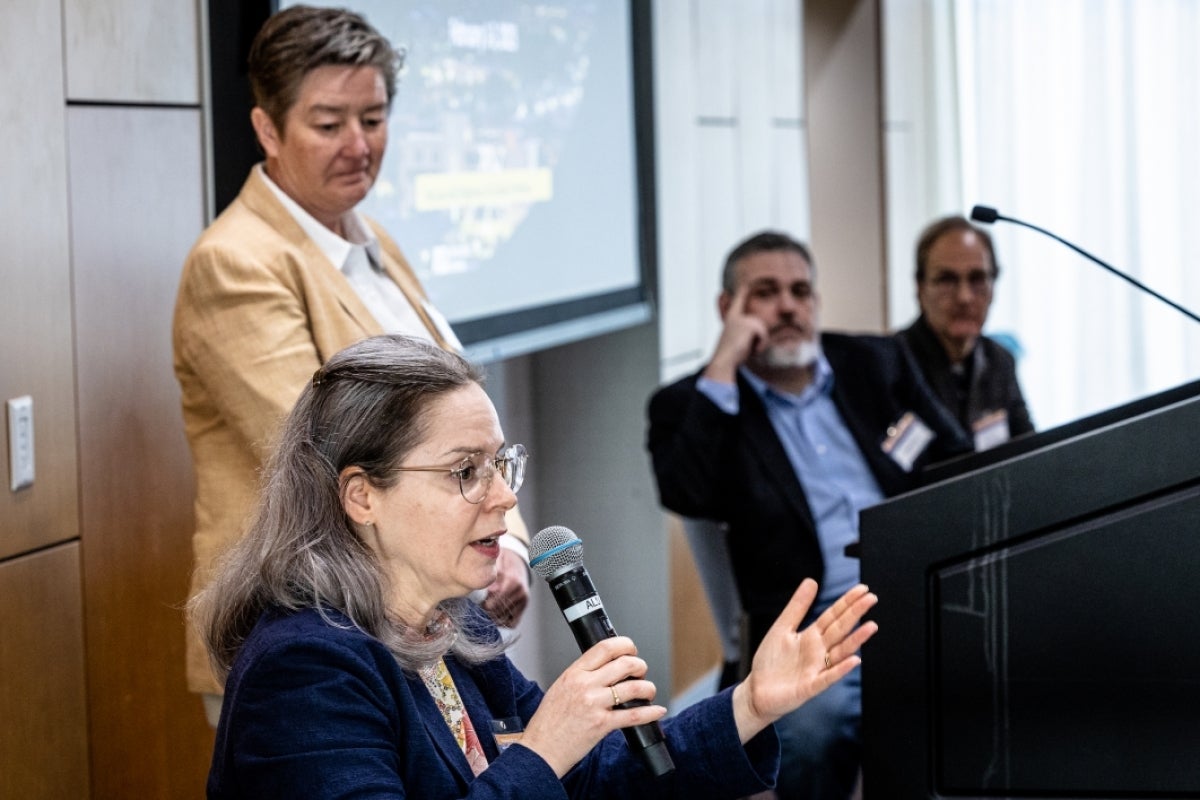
(390, 444), (528, 504)
(925, 269), (994, 296)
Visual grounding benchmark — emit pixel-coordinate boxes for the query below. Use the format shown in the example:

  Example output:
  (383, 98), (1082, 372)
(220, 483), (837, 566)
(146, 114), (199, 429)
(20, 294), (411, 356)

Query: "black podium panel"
(859, 383), (1200, 799)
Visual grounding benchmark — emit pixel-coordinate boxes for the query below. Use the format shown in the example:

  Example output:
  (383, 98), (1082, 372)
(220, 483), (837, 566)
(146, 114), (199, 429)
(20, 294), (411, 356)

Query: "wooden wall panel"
(68, 105), (213, 800)
(668, 517), (722, 694)
(62, 0), (200, 104)
(0, 544), (89, 798)
(0, 0), (79, 559)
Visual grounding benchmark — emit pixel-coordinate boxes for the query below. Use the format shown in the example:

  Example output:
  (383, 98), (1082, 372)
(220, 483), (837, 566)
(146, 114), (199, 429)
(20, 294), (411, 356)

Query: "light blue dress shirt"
(697, 358), (884, 608)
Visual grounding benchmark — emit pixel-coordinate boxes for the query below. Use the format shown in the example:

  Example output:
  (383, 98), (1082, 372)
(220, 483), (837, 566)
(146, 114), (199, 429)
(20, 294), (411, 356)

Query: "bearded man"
(646, 230), (969, 800)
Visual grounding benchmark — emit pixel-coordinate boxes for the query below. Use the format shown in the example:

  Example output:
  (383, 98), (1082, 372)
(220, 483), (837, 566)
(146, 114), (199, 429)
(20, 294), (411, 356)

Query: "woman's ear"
(250, 106), (281, 159)
(339, 466), (374, 526)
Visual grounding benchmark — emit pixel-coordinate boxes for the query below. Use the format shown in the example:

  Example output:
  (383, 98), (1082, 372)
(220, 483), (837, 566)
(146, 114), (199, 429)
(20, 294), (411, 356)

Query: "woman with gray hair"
(194, 334), (879, 799)
(173, 4), (532, 717)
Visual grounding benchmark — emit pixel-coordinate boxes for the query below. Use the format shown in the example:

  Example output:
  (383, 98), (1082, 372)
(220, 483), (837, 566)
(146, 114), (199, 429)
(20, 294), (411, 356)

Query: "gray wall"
(523, 323), (668, 686)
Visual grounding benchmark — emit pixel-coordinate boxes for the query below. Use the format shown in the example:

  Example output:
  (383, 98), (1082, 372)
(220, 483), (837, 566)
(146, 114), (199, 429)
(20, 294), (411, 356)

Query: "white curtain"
(887, 0), (1200, 429)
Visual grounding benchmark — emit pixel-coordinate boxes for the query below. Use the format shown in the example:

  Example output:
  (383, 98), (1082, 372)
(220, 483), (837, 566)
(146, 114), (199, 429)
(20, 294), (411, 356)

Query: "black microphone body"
(530, 526), (676, 778)
(546, 562), (618, 652)
(970, 204), (1200, 324)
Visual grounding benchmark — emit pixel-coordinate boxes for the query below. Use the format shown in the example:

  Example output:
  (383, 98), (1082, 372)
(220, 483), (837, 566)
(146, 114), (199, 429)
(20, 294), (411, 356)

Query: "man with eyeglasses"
(646, 230), (970, 800)
(896, 215), (1034, 450)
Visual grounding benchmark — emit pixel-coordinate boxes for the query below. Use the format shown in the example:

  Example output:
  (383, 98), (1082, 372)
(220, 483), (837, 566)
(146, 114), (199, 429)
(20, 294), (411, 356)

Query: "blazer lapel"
(239, 167), (387, 338)
(445, 658), (507, 763)
(824, 342), (909, 496)
(406, 669), (477, 789)
(369, 220), (452, 350)
(736, 375), (817, 529)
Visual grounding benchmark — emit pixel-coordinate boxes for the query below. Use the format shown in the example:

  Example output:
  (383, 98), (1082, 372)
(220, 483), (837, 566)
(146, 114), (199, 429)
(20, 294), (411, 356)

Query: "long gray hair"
(191, 335), (507, 680)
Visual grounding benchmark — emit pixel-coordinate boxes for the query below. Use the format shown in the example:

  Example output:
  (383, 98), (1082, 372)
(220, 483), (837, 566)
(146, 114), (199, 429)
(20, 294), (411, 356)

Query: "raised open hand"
(731, 579), (878, 742)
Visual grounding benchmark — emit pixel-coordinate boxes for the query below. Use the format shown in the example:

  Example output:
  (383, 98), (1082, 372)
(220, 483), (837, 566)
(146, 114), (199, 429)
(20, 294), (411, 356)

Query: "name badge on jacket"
(972, 409), (1011, 451)
(881, 411), (934, 472)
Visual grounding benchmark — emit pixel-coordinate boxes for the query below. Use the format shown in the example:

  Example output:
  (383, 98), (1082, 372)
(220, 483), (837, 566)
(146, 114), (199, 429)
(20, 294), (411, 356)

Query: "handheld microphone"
(529, 525), (675, 777)
(970, 205), (1200, 324)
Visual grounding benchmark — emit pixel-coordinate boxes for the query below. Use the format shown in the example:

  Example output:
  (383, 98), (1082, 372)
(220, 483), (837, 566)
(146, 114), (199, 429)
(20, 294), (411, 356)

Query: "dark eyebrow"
(930, 263), (987, 273)
(306, 102), (388, 116)
(440, 445), (507, 461)
(306, 103), (348, 115)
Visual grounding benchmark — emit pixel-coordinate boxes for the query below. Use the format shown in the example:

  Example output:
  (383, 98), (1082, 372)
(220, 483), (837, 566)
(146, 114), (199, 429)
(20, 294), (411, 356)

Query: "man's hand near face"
(705, 281), (766, 385)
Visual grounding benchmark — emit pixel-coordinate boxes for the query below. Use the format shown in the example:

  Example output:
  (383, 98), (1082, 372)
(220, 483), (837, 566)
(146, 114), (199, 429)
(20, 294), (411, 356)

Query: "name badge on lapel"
(881, 411), (934, 472)
(491, 717), (524, 752)
(972, 409), (1011, 451)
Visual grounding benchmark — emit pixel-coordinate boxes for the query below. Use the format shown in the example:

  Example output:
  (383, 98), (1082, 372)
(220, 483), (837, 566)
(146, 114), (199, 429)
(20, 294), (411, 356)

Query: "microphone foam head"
(529, 525), (584, 580)
(970, 205), (999, 224)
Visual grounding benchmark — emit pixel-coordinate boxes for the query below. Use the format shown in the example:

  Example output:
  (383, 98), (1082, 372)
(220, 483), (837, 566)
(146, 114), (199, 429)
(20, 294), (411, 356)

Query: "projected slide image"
(282, 0), (645, 347)
(376, 5), (591, 276)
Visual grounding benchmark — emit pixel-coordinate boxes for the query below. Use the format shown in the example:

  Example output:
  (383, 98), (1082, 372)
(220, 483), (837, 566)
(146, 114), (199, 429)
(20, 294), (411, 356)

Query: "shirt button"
(815, 444), (827, 455)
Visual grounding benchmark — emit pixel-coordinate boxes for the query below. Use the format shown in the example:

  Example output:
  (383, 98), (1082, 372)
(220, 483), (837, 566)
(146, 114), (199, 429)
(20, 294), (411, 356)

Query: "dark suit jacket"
(896, 315), (1034, 438)
(646, 333), (971, 649)
(208, 607), (778, 799)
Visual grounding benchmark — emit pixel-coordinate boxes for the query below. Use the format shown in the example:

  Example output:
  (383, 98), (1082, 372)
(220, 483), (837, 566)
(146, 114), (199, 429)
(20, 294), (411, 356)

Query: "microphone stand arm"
(976, 206), (1200, 325)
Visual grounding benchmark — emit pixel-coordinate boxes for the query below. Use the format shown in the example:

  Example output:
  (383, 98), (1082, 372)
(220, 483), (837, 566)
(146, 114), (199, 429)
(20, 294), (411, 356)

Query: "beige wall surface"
(806, 0), (888, 333)
(654, 0), (811, 383)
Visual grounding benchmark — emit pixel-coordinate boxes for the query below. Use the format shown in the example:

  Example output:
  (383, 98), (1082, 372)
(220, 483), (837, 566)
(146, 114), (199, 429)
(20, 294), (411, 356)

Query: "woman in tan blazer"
(173, 6), (530, 706)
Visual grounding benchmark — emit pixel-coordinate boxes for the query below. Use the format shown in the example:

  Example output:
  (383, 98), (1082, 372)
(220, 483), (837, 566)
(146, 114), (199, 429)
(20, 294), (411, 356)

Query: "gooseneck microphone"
(529, 525), (676, 778)
(970, 204), (1200, 325)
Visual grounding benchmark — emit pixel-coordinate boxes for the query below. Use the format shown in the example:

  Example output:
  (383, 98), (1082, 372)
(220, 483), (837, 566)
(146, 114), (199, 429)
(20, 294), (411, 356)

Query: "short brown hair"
(721, 230), (815, 294)
(914, 215), (999, 282)
(248, 5), (405, 133)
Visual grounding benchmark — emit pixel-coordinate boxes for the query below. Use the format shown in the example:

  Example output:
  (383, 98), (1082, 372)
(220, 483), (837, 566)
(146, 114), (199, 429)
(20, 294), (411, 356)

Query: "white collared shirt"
(258, 165), (435, 343)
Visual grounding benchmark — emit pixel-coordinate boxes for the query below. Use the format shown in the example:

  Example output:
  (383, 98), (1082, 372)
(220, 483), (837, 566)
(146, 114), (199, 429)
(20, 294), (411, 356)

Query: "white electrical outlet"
(8, 395), (34, 491)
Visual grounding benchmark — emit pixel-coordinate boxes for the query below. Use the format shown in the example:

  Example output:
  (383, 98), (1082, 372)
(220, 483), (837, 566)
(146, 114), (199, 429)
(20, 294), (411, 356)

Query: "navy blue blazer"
(208, 606), (779, 799)
(646, 332), (971, 647)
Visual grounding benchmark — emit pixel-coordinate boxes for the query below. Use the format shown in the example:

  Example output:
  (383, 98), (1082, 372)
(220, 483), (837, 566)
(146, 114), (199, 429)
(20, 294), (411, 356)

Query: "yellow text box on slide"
(414, 168), (554, 210)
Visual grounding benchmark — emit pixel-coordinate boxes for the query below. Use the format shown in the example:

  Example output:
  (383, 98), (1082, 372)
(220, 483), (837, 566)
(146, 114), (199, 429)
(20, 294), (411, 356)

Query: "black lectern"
(859, 380), (1200, 799)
